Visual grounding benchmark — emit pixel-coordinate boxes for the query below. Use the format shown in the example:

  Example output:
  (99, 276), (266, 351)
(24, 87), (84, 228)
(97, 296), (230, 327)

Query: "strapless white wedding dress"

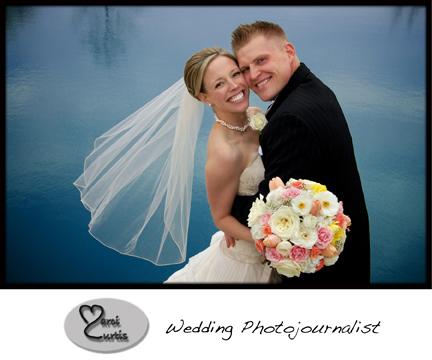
(165, 153), (273, 283)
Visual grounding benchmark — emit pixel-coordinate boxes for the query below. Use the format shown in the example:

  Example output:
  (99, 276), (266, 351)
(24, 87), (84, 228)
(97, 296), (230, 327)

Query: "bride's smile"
(227, 90), (246, 103)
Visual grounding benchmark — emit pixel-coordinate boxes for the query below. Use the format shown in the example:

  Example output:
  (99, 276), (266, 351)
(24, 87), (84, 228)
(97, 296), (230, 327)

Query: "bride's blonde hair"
(184, 47), (237, 100)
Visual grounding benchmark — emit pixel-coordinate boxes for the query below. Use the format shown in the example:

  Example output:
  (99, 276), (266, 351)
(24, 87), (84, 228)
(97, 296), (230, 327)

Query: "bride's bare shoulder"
(206, 129), (242, 174)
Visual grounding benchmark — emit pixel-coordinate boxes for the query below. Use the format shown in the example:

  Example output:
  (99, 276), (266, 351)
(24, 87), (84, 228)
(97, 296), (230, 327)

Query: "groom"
(229, 21), (370, 288)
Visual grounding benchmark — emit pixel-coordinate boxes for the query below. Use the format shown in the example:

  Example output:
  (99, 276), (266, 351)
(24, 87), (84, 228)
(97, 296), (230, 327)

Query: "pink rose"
(289, 246), (309, 262)
(316, 227), (334, 249)
(260, 213), (272, 225)
(263, 234), (282, 248)
(282, 187), (301, 200)
(265, 247), (284, 263)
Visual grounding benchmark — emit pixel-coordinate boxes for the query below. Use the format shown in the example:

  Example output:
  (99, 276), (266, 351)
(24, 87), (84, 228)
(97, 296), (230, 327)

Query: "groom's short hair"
(231, 21), (287, 54)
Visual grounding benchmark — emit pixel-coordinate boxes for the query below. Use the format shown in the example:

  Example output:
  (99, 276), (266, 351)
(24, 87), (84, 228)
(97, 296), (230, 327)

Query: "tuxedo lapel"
(260, 63), (311, 168)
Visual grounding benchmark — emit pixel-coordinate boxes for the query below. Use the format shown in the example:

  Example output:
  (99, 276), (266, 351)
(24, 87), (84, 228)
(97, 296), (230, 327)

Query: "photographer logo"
(64, 298), (149, 353)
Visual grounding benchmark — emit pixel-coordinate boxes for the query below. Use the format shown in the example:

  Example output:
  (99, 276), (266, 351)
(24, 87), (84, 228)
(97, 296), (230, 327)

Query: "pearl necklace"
(215, 116), (249, 132)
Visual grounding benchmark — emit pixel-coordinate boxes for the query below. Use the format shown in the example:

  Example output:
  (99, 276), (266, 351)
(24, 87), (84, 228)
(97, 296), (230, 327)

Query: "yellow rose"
(329, 222), (346, 252)
(311, 183), (327, 193)
(332, 236), (346, 253)
(302, 179), (326, 193)
(330, 222), (345, 242)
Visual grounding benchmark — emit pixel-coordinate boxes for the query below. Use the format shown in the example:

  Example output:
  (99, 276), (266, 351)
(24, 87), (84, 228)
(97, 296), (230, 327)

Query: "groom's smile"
(255, 77), (272, 89)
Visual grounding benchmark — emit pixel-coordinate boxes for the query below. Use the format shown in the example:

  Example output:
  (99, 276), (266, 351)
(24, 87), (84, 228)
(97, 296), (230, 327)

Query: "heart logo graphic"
(65, 298), (149, 352)
(79, 304), (105, 341)
(79, 304), (104, 325)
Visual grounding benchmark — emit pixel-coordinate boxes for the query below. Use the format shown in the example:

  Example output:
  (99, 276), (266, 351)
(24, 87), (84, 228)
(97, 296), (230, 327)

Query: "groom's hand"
(224, 233), (236, 248)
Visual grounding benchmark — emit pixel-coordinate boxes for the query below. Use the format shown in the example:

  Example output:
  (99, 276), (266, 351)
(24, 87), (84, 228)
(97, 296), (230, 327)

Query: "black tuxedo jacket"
(232, 63), (370, 288)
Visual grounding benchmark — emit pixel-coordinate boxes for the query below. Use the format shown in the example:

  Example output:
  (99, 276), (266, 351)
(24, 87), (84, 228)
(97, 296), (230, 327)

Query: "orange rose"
(263, 224), (273, 236)
(321, 244), (338, 257)
(310, 200), (321, 216)
(255, 240), (265, 254)
(310, 246), (322, 258)
(292, 181), (304, 189)
(315, 259), (325, 271)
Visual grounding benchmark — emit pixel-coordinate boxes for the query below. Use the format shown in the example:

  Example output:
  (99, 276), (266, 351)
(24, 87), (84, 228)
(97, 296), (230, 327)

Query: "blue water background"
(6, 6), (426, 284)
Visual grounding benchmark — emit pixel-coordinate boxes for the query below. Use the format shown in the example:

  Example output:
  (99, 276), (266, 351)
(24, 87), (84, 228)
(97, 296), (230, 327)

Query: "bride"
(75, 47), (273, 283)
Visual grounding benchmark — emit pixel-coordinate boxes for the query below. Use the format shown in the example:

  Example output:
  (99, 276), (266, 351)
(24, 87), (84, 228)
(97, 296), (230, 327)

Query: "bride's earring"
(207, 103), (213, 107)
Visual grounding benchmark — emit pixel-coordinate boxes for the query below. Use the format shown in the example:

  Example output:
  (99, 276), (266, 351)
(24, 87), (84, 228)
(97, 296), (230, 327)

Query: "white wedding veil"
(74, 78), (204, 265)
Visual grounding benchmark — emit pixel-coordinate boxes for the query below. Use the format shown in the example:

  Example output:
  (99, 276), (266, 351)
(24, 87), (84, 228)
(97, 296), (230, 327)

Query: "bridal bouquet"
(248, 177), (351, 278)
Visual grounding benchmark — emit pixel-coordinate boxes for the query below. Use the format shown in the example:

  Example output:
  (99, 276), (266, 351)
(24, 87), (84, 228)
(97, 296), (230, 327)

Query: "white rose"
(299, 256), (323, 273)
(269, 206), (300, 241)
(291, 192), (313, 216)
(302, 214), (318, 229)
(317, 216), (333, 227)
(248, 112), (268, 132)
(291, 226), (318, 249)
(247, 194), (268, 227)
(324, 256), (339, 266)
(266, 187), (287, 208)
(276, 240), (293, 257)
(251, 223), (264, 240)
(272, 259), (301, 278)
(314, 191), (339, 217)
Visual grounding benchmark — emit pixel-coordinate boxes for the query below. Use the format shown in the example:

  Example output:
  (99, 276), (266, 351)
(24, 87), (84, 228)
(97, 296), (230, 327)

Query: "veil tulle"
(74, 78), (204, 265)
